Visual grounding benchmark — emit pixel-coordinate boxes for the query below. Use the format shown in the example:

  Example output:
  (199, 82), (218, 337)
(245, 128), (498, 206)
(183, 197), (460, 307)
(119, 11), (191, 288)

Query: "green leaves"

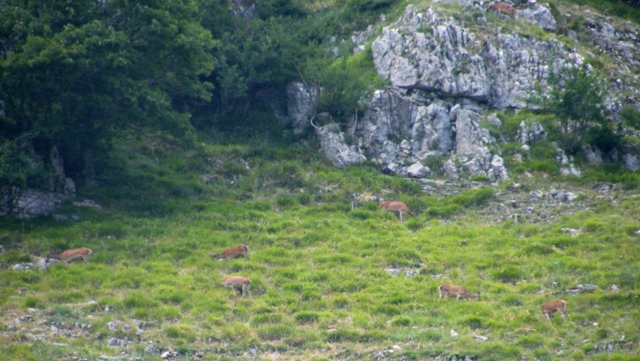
(0, 0), (217, 181)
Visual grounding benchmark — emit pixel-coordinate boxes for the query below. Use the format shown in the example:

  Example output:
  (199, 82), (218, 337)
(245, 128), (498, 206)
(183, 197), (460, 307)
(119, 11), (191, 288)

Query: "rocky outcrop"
(287, 82), (319, 134)
(288, 1), (640, 179)
(371, 6), (582, 109)
(518, 1), (557, 32)
(315, 123), (366, 168)
(0, 146), (76, 219)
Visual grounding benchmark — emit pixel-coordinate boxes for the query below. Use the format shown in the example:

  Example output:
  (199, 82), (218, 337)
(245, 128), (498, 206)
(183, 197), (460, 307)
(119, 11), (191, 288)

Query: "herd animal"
(487, 2), (517, 18)
(380, 200), (412, 221)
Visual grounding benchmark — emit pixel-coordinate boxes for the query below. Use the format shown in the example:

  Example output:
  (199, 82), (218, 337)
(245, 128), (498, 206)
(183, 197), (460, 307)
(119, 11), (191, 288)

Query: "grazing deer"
(488, 2), (516, 18)
(542, 299), (567, 323)
(211, 244), (249, 260)
(438, 284), (481, 301)
(380, 201), (412, 221)
(49, 247), (94, 264)
(221, 276), (252, 297)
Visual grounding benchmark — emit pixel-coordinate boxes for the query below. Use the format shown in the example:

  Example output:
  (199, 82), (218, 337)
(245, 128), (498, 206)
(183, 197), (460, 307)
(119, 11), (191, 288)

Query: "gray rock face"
(315, 124), (366, 168)
(287, 83), (319, 134)
(286, 2), (640, 178)
(1, 145), (76, 219)
(371, 6), (582, 109)
(519, 3), (557, 31)
(1, 187), (71, 219)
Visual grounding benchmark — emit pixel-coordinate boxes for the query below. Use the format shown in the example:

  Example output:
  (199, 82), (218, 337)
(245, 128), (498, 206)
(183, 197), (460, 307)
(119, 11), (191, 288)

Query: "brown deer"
(488, 2), (517, 18)
(49, 247), (94, 264)
(211, 244), (249, 260)
(438, 284), (481, 301)
(542, 299), (567, 323)
(380, 201), (412, 221)
(221, 276), (252, 297)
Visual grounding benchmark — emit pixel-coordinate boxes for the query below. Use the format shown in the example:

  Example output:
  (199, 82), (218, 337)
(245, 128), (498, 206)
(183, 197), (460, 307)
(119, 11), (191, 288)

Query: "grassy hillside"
(1, 133), (639, 361)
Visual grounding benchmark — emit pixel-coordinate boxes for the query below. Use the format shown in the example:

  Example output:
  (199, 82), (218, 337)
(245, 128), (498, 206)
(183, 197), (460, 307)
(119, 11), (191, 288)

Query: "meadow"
(1, 137), (639, 361)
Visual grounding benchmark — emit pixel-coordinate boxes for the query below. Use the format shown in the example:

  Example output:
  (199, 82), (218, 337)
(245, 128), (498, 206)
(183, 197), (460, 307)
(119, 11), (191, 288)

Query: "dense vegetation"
(0, 0), (388, 187)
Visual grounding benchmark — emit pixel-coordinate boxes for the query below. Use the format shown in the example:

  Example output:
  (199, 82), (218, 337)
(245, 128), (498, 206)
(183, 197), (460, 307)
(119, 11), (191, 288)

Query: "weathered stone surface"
(287, 82), (319, 134)
(519, 2), (557, 31)
(371, 6), (582, 109)
(315, 125), (366, 168)
(285, 1), (640, 179)
(407, 162), (431, 178)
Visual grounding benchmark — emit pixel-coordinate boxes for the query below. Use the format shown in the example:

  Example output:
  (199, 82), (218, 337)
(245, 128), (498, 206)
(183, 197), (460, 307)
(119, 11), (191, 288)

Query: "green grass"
(1, 137), (640, 360)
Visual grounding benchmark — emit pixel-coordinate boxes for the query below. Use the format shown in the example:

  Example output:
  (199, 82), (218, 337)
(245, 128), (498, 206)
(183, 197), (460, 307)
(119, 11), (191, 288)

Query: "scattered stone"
(392, 345), (402, 351)
(611, 284), (619, 292)
(72, 199), (103, 210)
(107, 321), (120, 330)
(17, 315), (35, 323)
(555, 192), (578, 202)
(385, 268), (402, 277)
(108, 337), (131, 347)
(450, 329), (459, 337)
(144, 344), (159, 354)
(250, 348), (258, 358)
(161, 350), (178, 359)
(53, 214), (69, 221)
(99, 356), (121, 361)
(52, 343), (67, 347)
(473, 334), (488, 341)
(407, 162), (431, 178)
(405, 270), (418, 278)
(558, 284), (598, 295)
(561, 228), (581, 237)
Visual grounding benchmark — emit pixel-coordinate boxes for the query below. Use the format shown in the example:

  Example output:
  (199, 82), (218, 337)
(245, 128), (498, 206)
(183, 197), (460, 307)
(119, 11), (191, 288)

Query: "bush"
(390, 315), (413, 326)
(621, 106), (640, 130)
(295, 311), (321, 324)
(492, 266), (523, 283)
(543, 66), (621, 155)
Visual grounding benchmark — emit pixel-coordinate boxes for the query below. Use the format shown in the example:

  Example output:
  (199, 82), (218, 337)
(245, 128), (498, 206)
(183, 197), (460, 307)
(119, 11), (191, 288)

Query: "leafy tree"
(546, 66), (612, 155)
(0, 0), (217, 183)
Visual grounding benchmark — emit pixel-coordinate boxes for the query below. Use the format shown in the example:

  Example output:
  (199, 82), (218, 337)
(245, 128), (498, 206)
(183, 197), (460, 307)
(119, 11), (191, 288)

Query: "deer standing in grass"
(488, 2), (516, 18)
(49, 247), (93, 264)
(221, 276), (252, 297)
(438, 284), (481, 301)
(542, 300), (567, 323)
(380, 201), (412, 221)
(211, 244), (249, 260)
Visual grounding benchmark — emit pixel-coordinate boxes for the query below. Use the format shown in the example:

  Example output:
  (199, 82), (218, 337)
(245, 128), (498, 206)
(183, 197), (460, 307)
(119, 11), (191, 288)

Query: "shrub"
(621, 106), (640, 130)
(390, 315), (413, 326)
(492, 266), (523, 283)
(543, 66), (620, 155)
(258, 325), (295, 341)
(295, 311), (320, 324)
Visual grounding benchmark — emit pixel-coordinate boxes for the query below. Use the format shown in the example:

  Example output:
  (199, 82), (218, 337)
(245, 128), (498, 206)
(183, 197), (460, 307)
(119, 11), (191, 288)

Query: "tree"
(546, 66), (610, 155)
(0, 0), (217, 183)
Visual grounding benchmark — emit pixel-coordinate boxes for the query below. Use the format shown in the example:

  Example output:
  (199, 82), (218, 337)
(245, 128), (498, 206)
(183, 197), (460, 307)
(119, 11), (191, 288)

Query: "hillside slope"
(1, 0), (640, 360)
(1, 137), (640, 360)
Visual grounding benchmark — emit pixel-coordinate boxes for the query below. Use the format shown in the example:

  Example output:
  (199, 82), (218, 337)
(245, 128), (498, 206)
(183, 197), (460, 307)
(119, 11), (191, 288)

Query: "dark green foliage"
(306, 49), (382, 124)
(621, 106), (640, 130)
(0, 0), (215, 182)
(563, 0), (640, 23)
(547, 68), (607, 154)
(492, 266), (523, 283)
(294, 311), (321, 323)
